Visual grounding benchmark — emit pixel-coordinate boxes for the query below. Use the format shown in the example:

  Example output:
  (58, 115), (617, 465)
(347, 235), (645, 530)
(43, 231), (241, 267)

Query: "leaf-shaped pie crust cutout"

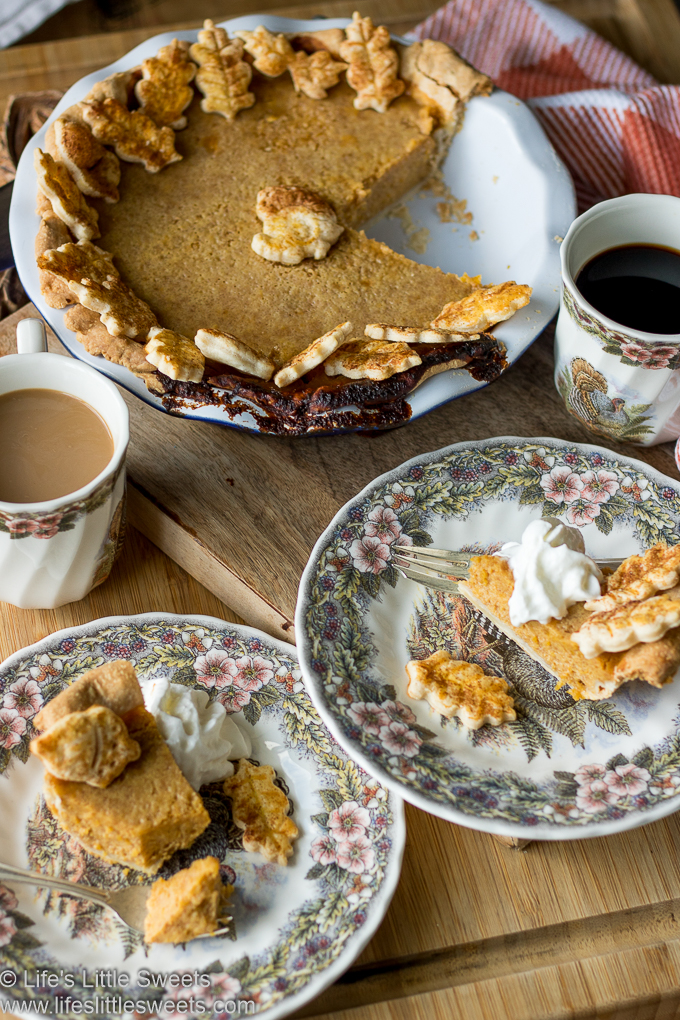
(82, 98), (182, 173)
(432, 281), (532, 332)
(190, 21), (256, 121)
(586, 543), (680, 613)
(573, 586), (680, 658)
(405, 649), (516, 728)
(135, 39), (196, 130)
(37, 240), (157, 339)
(223, 759), (298, 866)
(34, 148), (99, 242)
(339, 12), (405, 113)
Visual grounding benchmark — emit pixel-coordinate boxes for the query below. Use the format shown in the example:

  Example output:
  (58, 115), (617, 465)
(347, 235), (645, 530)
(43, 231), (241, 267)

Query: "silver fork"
(391, 545), (623, 594)
(0, 862), (231, 938)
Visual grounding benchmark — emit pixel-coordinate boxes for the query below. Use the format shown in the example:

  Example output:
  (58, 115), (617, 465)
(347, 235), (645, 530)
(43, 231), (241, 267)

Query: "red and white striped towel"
(413, 0), (680, 211)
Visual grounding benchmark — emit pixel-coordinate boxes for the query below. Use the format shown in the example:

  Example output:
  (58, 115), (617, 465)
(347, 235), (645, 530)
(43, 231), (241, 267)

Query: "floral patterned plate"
(296, 437), (680, 841)
(0, 614), (403, 1018)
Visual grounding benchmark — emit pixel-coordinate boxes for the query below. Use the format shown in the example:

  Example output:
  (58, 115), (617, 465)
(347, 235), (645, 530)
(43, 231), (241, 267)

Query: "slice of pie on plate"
(458, 555), (680, 701)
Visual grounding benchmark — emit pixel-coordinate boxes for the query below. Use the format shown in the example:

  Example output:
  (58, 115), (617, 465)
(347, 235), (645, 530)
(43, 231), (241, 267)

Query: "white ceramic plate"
(0, 614), (403, 1018)
(296, 437), (680, 841)
(10, 15), (576, 436)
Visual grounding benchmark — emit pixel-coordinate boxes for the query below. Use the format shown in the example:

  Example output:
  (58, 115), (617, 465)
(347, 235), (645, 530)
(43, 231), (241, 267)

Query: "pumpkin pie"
(458, 555), (680, 700)
(144, 856), (232, 943)
(34, 17), (530, 434)
(35, 661), (211, 874)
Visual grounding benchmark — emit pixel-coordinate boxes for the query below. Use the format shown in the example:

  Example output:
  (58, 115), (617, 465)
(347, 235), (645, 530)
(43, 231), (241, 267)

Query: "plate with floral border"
(296, 436), (680, 841)
(0, 613), (403, 1019)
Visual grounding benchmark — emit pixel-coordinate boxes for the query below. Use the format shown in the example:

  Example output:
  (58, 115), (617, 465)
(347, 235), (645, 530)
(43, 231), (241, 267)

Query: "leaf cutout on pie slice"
(586, 543), (680, 613)
(190, 21), (255, 120)
(573, 585), (680, 658)
(82, 98), (181, 173)
(135, 39), (196, 130)
(223, 759), (298, 866)
(339, 12), (405, 113)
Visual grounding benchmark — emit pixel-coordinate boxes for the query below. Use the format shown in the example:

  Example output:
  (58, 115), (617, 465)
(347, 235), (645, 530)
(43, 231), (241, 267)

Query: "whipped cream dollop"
(140, 677), (251, 790)
(497, 517), (602, 626)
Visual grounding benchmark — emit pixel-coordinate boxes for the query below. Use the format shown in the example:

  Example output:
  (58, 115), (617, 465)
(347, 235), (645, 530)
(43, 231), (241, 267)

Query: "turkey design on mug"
(555, 194), (680, 447)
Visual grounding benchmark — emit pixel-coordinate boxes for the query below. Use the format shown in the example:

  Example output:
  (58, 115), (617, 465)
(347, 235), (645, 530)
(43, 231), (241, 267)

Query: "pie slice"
(43, 706), (210, 873)
(458, 556), (680, 700)
(144, 856), (232, 943)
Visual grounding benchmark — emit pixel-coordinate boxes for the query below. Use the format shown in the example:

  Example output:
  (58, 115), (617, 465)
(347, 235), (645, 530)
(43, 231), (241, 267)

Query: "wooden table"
(4, 3), (680, 1019)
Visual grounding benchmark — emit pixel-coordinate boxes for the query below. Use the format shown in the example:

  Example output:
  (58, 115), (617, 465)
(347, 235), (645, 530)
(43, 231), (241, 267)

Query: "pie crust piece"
(51, 116), (121, 203)
(34, 659), (143, 731)
(34, 148), (99, 242)
(458, 556), (680, 699)
(406, 649), (516, 728)
(223, 759), (298, 865)
(433, 282), (532, 332)
(30, 704), (141, 787)
(145, 326), (205, 382)
(273, 321), (352, 387)
(190, 22), (255, 121)
(573, 586), (680, 658)
(144, 856), (232, 943)
(37, 240), (157, 339)
(252, 186), (344, 265)
(195, 327), (275, 380)
(63, 305), (165, 391)
(135, 39), (196, 130)
(586, 542), (680, 612)
(324, 337), (422, 380)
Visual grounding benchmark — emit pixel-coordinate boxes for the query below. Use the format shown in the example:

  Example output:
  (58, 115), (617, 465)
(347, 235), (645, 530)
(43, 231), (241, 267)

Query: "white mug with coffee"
(0, 319), (129, 608)
(554, 193), (680, 446)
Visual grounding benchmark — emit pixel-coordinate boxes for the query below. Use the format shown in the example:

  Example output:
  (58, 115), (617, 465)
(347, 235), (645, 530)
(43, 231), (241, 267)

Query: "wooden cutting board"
(0, 306), (677, 643)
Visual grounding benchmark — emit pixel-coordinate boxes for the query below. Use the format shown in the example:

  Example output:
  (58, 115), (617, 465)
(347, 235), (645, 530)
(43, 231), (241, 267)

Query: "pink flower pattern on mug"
(619, 342), (678, 369)
(0, 468), (120, 540)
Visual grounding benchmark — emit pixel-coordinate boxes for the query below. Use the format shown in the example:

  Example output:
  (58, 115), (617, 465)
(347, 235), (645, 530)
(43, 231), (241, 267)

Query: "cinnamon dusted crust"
(459, 556), (680, 700)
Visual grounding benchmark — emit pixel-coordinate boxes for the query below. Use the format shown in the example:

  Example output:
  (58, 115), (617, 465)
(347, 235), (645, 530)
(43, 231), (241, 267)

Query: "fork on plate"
(391, 545), (623, 594)
(0, 861), (231, 938)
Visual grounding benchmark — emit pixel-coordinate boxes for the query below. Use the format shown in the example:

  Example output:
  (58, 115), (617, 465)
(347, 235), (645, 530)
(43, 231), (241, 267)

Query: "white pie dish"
(10, 15), (576, 435)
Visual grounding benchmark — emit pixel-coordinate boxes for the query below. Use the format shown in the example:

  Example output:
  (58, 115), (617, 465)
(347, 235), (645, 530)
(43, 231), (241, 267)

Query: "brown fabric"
(0, 89), (64, 319)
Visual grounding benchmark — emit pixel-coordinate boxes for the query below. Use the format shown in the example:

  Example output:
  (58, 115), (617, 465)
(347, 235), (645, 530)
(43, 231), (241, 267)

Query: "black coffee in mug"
(575, 243), (680, 335)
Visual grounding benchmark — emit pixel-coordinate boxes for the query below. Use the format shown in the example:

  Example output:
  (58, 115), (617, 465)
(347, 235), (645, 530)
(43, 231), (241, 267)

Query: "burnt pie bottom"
(157, 335), (507, 436)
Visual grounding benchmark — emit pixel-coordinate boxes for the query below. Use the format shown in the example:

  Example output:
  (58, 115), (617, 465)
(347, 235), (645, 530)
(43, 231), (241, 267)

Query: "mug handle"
(16, 317), (47, 354)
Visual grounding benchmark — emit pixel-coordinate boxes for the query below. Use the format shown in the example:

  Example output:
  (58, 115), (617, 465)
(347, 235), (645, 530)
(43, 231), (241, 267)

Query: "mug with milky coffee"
(0, 319), (129, 608)
(554, 193), (680, 447)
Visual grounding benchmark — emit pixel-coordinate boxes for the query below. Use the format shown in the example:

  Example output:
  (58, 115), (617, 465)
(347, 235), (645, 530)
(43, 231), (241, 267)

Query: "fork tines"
(392, 544), (470, 592)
